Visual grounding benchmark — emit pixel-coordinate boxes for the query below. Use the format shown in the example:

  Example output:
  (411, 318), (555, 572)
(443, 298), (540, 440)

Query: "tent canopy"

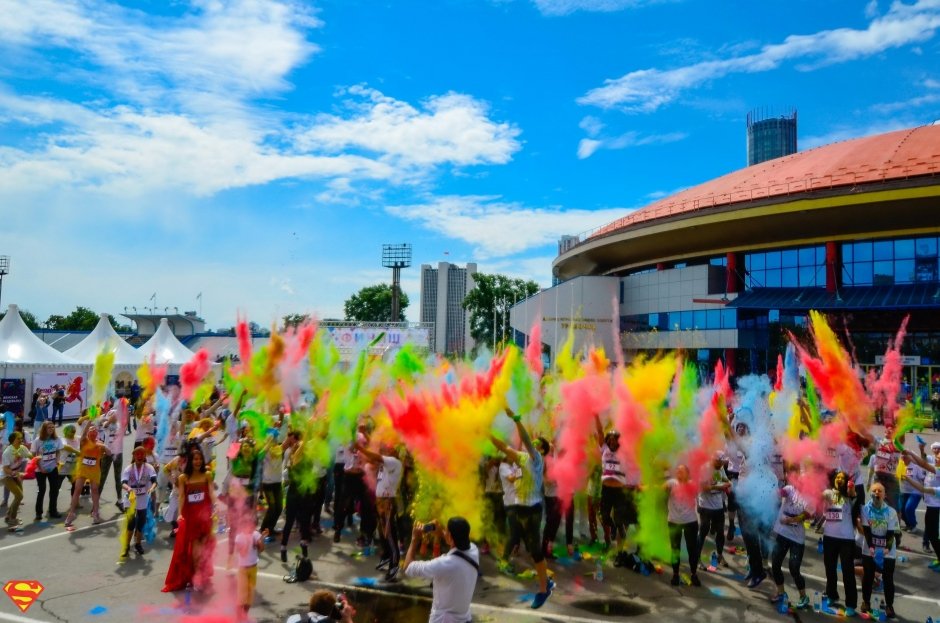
(65, 313), (145, 365)
(137, 318), (195, 365)
(0, 304), (79, 365)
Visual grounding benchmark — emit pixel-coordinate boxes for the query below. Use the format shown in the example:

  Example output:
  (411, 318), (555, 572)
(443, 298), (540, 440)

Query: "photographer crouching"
(403, 517), (480, 623)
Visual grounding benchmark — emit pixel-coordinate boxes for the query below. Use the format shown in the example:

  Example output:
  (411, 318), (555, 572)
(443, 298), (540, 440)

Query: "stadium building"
(510, 124), (940, 397)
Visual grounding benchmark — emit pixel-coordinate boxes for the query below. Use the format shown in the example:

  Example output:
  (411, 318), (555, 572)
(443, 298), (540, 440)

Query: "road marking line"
(0, 611), (52, 623)
(0, 519), (120, 552)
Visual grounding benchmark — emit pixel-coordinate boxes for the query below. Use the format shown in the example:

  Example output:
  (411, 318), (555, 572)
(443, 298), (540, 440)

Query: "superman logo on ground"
(3, 580), (44, 613)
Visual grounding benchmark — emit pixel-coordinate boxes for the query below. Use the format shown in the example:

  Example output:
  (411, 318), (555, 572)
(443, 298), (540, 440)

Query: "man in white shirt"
(357, 441), (404, 581)
(404, 517), (479, 623)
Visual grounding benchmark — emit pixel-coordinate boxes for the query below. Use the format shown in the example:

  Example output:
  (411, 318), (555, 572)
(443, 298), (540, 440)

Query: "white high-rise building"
(420, 262), (477, 355)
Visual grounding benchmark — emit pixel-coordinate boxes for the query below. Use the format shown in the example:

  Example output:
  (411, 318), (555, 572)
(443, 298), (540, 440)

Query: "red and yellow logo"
(3, 580), (44, 613)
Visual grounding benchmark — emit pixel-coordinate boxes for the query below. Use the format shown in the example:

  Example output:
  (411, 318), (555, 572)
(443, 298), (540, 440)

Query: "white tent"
(65, 313), (145, 365)
(0, 304), (89, 420)
(1, 304), (79, 366)
(137, 318), (196, 365)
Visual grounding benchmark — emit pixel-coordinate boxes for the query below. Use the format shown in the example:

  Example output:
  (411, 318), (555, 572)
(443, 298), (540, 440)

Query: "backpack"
(284, 556), (313, 583)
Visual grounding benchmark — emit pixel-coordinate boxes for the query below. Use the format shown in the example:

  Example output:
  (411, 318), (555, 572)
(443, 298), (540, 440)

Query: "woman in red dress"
(162, 442), (216, 592)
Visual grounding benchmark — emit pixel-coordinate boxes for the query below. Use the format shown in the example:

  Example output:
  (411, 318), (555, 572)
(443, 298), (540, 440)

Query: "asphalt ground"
(2, 428), (939, 623)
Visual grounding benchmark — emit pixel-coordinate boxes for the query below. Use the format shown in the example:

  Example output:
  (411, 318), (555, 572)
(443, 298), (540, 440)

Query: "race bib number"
(135, 486), (148, 494)
(187, 491), (205, 503)
(82, 457), (97, 466)
(42, 452), (57, 461)
(872, 537), (888, 548)
(237, 477), (250, 486)
(824, 509), (843, 522)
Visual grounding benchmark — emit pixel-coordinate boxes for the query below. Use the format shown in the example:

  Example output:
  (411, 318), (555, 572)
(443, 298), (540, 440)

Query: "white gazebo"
(0, 304), (89, 419)
(137, 318), (196, 367)
(65, 313), (145, 365)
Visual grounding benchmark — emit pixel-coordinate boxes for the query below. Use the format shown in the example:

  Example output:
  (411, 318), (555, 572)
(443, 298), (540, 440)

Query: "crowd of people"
(0, 314), (936, 623)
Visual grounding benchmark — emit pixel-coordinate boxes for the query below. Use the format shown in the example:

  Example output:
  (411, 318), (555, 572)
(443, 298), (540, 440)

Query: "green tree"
(109, 315), (134, 333)
(462, 273), (541, 350)
(0, 308), (41, 330)
(45, 306), (99, 330)
(344, 284), (409, 322)
(282, 313), (311, 330)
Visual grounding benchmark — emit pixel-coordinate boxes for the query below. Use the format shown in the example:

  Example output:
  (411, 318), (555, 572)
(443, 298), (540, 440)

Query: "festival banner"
(0, 378), (26, 417)
(32, 371), (87, 421)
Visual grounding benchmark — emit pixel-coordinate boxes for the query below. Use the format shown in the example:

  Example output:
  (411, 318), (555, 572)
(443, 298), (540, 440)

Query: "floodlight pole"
(382, 244), (412, 322)
(0, 256), (10, 312)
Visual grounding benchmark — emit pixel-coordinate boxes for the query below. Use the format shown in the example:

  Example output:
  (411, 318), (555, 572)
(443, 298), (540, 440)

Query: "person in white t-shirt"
(902, 444), (940, 566)
(859, 483), (900, 618)
(665, 464), (702, 587)
(768, 464), (810, 609)
(97, 410), (124, 510)
(120, 446), (157, 559)
(821, 470), (859, 614)
(358, 441), (404, 581)
(234, 523), (266, 621)
(696, 453), (730, 567)
(2, 431), (32, 531)
(31, 421), (64, 520)
(404, 517), (479, 623)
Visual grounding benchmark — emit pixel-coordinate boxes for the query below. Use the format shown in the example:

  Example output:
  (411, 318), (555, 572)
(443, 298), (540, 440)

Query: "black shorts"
(726, 471), (739, 512)
(509, 503), (545, 563)
(128, 508), (148, 532)
(601, 485), (637, 529)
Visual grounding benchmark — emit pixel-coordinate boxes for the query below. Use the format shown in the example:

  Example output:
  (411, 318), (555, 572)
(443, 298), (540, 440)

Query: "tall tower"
(420, 262), (477, 355)
(382, 244), (411, 322)
(747, 108), (797, 166)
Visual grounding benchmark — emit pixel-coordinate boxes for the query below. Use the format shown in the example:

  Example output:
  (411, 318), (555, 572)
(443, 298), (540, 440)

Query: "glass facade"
(842, 235), (940, 286)
(744, 244), (825, 289)
(622, 308), (737, 332)
(746, 112), (798, 166)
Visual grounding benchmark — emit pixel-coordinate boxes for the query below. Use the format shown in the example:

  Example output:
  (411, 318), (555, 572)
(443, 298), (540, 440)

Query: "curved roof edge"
(585, 124), (940, 241)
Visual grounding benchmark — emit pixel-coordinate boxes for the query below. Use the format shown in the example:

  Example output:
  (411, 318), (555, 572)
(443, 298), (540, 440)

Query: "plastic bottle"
(926, 616), (933, 623)
(898, 555), (908, 563)
(821, 594), (829, 613)
(184, 583), (192, 611)
(813, 591), (821, 613)
(595, 559), (604, 582)
(817, 538), (824, 554)
(872, 596), (881, 619)
(710, 551), (719, 568)
(777, 592), (789, 614)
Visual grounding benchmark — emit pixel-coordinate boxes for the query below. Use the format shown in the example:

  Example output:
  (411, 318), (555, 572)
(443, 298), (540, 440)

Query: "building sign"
(542, 317), (613, 332)
(874, 355), (921, 366)
(0, 378), (26, 417)
(324, 327), (430, 353)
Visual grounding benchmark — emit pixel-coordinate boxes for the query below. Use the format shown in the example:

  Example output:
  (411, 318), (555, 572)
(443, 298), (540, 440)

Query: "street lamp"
(0, 256), (10, 311)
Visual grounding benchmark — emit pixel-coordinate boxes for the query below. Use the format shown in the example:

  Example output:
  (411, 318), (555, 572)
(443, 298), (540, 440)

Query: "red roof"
(591, 124), (940, 239)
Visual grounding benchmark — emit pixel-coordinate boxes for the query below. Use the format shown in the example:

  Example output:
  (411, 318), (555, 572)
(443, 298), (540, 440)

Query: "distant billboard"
(323, 326), (430, 359)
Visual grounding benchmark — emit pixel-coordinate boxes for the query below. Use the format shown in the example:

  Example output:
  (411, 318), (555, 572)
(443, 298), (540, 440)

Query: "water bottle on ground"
(813, 591), (821, 613)
(817, 538), (824, 554)
(872, 596), (881, 619)
(710, 551), (719, 568)
(184, 583), (192, 611)
(777, 592), (789, 614)
(595, 559), (604, 582)
(821, 594), (829, 613)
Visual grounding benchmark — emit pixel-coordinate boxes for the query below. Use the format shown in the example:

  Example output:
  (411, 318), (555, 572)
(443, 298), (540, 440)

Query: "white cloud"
(386, 195), (630, 258)
(579, 0), (940, 111)
(926, 77), (940, 88)
(532, 0), (663, 16)
(870, 92), (940, 114)
(576, 130), (686, 159)
(579, 115), (605, 137)
(297, 86), (522, 167)
(0, 2), (519, 202)
(865, 0), (881, 19)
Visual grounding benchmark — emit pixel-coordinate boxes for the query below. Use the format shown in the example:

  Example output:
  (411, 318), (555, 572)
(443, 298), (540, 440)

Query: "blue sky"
(1, 0), (938, 329)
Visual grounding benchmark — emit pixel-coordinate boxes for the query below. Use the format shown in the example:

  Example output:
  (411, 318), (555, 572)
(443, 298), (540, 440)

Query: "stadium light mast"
(0, 256), (9, 311)
(382, 244), (412, 322)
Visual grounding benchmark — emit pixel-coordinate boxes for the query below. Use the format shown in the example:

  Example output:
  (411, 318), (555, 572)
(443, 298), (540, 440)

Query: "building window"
(842, 236), (940, 286)
(745, 244), (824, 289)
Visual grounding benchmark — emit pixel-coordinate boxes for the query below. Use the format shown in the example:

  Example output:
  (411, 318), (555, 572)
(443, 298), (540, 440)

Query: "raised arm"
(489, 435), (521, 464)
(903, 449), (936, 473)
(355, 441), (382, 464)
(506, 407), (537, 460)
(593, 413), (604, 447)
